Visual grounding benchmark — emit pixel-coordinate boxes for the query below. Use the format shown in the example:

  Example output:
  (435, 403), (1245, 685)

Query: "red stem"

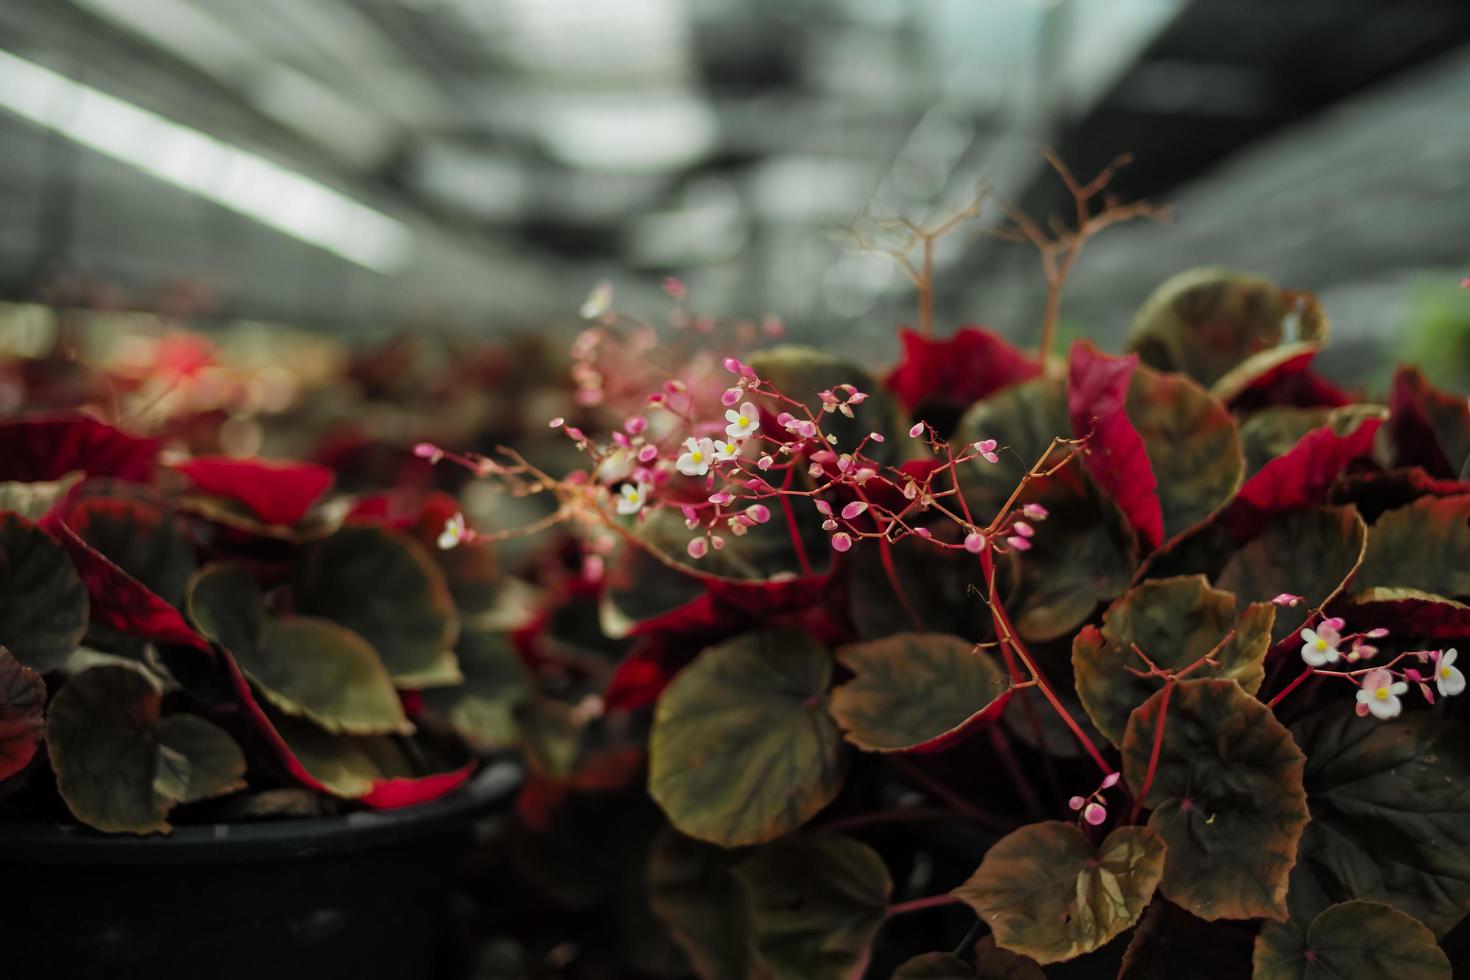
(886, 893), (964, 918)
(877, 536), (924, 630)
(778, 465), (814, 577)
(1130, 681), (1172, 824)
(1267, 666), (1314, 709)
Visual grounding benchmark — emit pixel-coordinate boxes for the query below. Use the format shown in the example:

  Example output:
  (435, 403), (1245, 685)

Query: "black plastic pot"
(0, 761), (521, 980)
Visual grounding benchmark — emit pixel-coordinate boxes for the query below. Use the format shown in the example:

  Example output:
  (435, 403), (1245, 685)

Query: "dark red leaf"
(0, 414), (157, 483)
(515, 746), (643, 830)
(1389, 366), (1470, 479)
(604, 639), (688, 712)
(173, 456), (334, 526)
(1338, 588), (1470, 641)
(1068, 341), (1164, 551)
(1219, 347), (1351, 414)
(1221, 415), (1381, 540)
(1328, 467), (1470, 523)
(884, 326), (1041, 417)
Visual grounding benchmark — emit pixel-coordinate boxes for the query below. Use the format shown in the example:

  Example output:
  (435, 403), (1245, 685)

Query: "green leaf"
(893, 938), (1046, 979)
(1127, 363), (1244, 540)
(1121, 679), (1309, 921)
(649, 630), (845, 846)
(648, 831), (772, 980)
(955, 376), (1074, 517)
(1125, 267), (1327, 389)
(1118, 900), (1256, 980)
(68, 498), (195, 607)
(46, 663), (245, 833)
(951, 821), (1165, 964)
(423, 629), (531, 751)
(270, 712), (456, 799)
(733, 833), (892, 980)
(0, 512), (88, 673)
(1072, 575), (1275, 746)
(829, 633), (1010, 752)
(1254, 901), (1450, 980)
(843, 523), (989, 640)
(1354, 494), (1470, 599)
(188, 563), (411, 736)
(1216, 506), (1367, 643)
(747, 345), (900, 462)
(291, 526), (461, 688)
(0, 646), (45, 781)
(1209, 341), (1323, 406)
(0, 471), (81, 520)
(1285, 708), (1470, 937)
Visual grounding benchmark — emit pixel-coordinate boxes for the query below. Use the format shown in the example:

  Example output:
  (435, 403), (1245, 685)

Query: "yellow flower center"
(691, 451), (703, 462)
(738, 416), (749, 426)
(1374, 686), (1389, 701)
(1442, 666), (1453, 679)
(1315, 638), (1328, 651)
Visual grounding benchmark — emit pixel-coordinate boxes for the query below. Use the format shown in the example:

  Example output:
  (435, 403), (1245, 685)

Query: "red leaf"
(1338, 589), (1470, 642)
(1328, 466), (1470, 523)
(1221, 348), (1351, 414)
(1221, 416), (1382, 540)
(884, 327), (1041, 414)
(604, 639), (687, 712)
(1388, 366), (1470, 479)
(0, 414), (157, 483)
(1067, 342), (1164, 551)
(173, 456), (334, 526)
(50, 524), (211, 652)
(514, 746), (643, 830)
(0, 648), (45, 781)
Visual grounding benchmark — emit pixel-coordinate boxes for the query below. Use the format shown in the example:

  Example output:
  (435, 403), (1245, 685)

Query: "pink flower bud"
(841, 501), (868, 520)
(964, 532), (986, 553)
(638, 444), (659, 463)
(973, 439), (997, 453)
(1404, 668), (1423, 682)
(868, 432), (885, 443)
(822, 519), (838, 531)
(1366, 627), (1389, 638)
(1271, 593), (1303, 607)
(1022, 503), (1049, 521)
(721, 387), (742, 407)
(908, 422), (925, 438)
(548, 418), (565, 429)
(1006, 535), (1032, 551)
(564, 426), (585, 441)
(413, 442), (442, 461)
(757, 455), (774, 471)
(1068, 795), (1085, 811)
(914, 527), (932, 539)
(747, 505), (771, 524)
(708, 491), (732, 505)
(624, 416), (647, 435)
(723, 357), (745, 375)
(1322, 617), (1346, 632)
(1012, 521), (1034, 538)
(662, 276), (686, 299)
(1083, 802), (1107, 826)
(831, 532), (853, 553)
(1101, 771), (1121, 789)
(687, 537), (708, 559)
(583, 555), (605, 581)
(815, 499), (833, 516)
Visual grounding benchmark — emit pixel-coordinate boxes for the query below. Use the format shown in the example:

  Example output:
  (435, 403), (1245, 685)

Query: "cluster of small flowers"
(1067, 771), (1121, 827)
(1295, 614), (1463, 720)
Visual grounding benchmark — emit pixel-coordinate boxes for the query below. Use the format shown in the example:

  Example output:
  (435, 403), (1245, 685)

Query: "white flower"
(1300, 625), (1342, 667)
(437, 512), (466, 550)
(725, 401), (760, 440)
(1356, 668), (1408, 720)
(676, 437), (715, 477)
(1436, 648), (1465, 697)
(616, 482), (650, 516)
(579, 280), (612, 319)
(712, 438), (741, 462)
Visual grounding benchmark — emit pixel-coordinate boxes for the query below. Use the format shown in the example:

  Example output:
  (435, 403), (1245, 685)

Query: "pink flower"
(841, 501), (868, 520)
(908, 422), (925, 438)
(814, 499), (833, 516)
(964, 532), (986, 553)
(1436, 648), (1464, 697)
(831, 532), (853, 553)
(708, 491), (732, 505)
(1271, 593), (1303, 607)
(1006, 535), (1032, 552)
(1300, 624), (1341, 667)
(1082, 802), (1107, 826)
(662, 276), (686, 300)
(1022, 502), (1049, 521)
(638, 444), (659, 463)
(914, 527), (932, 539)
(687, 537), (707, 559)
(973, 439), (1000, 464)
(1068, 796), (1086, 811)
(1356, 668), (1407, 720)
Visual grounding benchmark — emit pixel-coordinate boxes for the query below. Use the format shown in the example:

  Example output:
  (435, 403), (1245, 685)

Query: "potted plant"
(412, 161), (1470, 977)
(0, 417), (531, 980)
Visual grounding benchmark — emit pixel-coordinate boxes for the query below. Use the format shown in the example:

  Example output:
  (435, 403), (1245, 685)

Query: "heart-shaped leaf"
(1068, 341), (1163, 551)
(1124, 267), (1327, 389)
(189, 563), (411, 736)
(829, 633), (1011, 753)
(291, 526), (461, 688)
(1354, 494), (1470, 599)
(747, 345), (900, 462)
(0, 414), (158, 482)
(423, 628), (531, 751)
(1254, 901), (1450, 980)
(1285, 708), (1470, 936)
(1118, 900), (1256, 980)
(1217, 506), (1367, 643)
(893, 938), (1046, 979)
(951, 820), (1166, 964)
(733, 833), (892, 980)
(956, 376), (1074, 518)
(66, 498), (195, 607)
(1121, 679), (1309, 921)
(648, 831), (772, 980)
(0, 647), (45, 781)
(266, 710), (472, 806)
(649, 629), (845, 847)
(46, 663), (245, 833)
(0, 512), (88, 673)
(1389, 366), (1470, 479)
(1073, 576), (1275, 746)
(1210, 343), (1350, 413)
(172, 455), (334, 526)
(885, 326), (1042, 429)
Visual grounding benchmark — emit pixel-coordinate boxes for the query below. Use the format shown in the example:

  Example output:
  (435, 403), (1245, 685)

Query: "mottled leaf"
(951, 821), (1165, 964)
(843, 520), (989, 640)
(1072, 576), (1275, 746)
(1340, 587), (1470, 641)
(734, 833), (891, 980)
(66, 497), (195, 607)
(1118, 900), (1256, 980)
(0, 471), (81, 520)
(955, 376), (1074, 517)
(649, 630), (845, 847)
(423, 629), (531, 751)
(1121, 679), (1309, 921)
(830, 633), (1010, 752)
(292, 525), (461, 687)
(885, 326), (1041, 430)
(1354, 494), (1470, 599)
(1217, 506), (1367, 643)
(0, 512), (88, 673)
(1124, 267), (1327, 389)
(0, 647), (45, 780)
(747, 345), (900, 462)
(1210, 343), (1350, 413)
(648, 831), (772, 980)
(189, 563), (410, 736)
(1286, 708), (1470, 936)
(46, 663), (245, 833)
(894, 938), (1046, 979)
(1254, 901), (1450, 980)
(0, 414), (157, 482)
(1389, 365), (1470, 479)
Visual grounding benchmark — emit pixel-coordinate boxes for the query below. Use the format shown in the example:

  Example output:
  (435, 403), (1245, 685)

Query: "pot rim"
(0, 760), (522, 865)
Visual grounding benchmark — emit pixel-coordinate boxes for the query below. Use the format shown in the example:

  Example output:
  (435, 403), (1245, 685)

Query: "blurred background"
(2, 0), (1470, 383)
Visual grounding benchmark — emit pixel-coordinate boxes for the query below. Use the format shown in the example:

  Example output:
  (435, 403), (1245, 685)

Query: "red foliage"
(1222, 348), (1351, 414)
(0, 414), (157, 483)
(172, 456), (334, 526)
(884, 326), (1041, 414)
(1388, 366), (1470, 479)
(1067, 342), (1163, 551)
